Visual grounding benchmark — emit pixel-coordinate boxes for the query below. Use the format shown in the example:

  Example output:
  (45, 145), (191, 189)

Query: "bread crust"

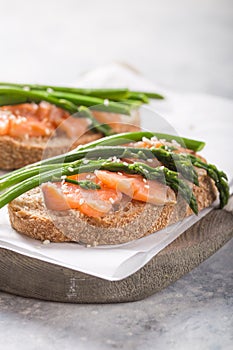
(8, 174), (217, 246)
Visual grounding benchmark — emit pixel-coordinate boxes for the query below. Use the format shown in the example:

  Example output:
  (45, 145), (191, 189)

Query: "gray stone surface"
(0, 1), (232, 349)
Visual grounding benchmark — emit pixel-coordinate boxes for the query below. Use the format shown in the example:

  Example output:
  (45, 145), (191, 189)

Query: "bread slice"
(8, 173), (217, 246)
(0, 111), (140, 170)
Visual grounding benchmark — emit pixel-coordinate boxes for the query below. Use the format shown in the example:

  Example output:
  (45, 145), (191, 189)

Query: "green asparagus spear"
(0, 87), (78, 112)
(0, 83), (130, 99)
(0, 86), (131, 115)
(0, 145), (198, 191)
(0, 159), (198, 213)
(189, 155), (229, 208)
(130, 91), (164, 100)
(0, 131), (206, 185)
(0, 83), (165, 101)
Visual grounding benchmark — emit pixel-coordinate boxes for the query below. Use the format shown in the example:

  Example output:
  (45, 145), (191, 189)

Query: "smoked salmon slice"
(42, 173), (122, 218)
(42, 169), (176, 218)
(95, 170), (176, 206)
(0, 102), (89, 139)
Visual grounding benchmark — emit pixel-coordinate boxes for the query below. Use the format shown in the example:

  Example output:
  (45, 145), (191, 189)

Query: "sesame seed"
(83, 159), (89, 164)
(109, 197), (114, 204)
(45, 128), (50, 135)
(143, 178), (147, 183)
(47, 88), (54, 93)
(171, 139), (181, 147)
(147, 159), (153, 163)
(142, 137), (152, 144)
(23, 86), (30, 91)
(68, 166), (74, 172)
(117, 172), (123, 176)
(144, 184), (149, 189)
(61, 175), (67, 180)
(79, 198), (84, 205)
(104, 99), (109, 106)
(43, 239), (50, 245)
(123, 162), (128, 166)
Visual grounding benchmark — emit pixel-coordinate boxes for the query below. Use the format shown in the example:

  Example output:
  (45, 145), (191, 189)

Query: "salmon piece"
(8, 116), (52, 137)
(92, 109), (140, 132)
(44, 102), (69, 125)
(95, 170), (176, 206)
(42, 169), (176, 218)
(1, 103), (38, 118)
(0, 103), (59, 137)
(0, 102), (90, 139)
(0, 101), (138, 139)
(42, 174), (122, 218)
(92, 111), (121, 128)
(58, 117), (90, 140)
(35, 101), (54, 122)
(42, 182), (70, 211)
(65, 173), (122, 217)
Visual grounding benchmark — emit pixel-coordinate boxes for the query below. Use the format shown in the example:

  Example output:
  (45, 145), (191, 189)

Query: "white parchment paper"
(0, 63), (232, 281)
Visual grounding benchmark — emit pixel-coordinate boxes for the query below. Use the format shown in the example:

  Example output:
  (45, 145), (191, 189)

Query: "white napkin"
(0, 63), (232, 281)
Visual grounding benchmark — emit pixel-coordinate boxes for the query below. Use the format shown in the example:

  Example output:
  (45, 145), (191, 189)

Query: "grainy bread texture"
(8, 174), (217, 246)
(0, 133), (100, 170)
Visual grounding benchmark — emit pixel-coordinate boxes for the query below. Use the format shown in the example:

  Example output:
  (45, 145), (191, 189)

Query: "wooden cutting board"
(0, 207), (232, 303)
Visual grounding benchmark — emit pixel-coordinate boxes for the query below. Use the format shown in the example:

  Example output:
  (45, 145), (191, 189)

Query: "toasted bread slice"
(8, 173), (217, 246)
(0, 122), (140, 170)
(0, 103), (140, 170)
